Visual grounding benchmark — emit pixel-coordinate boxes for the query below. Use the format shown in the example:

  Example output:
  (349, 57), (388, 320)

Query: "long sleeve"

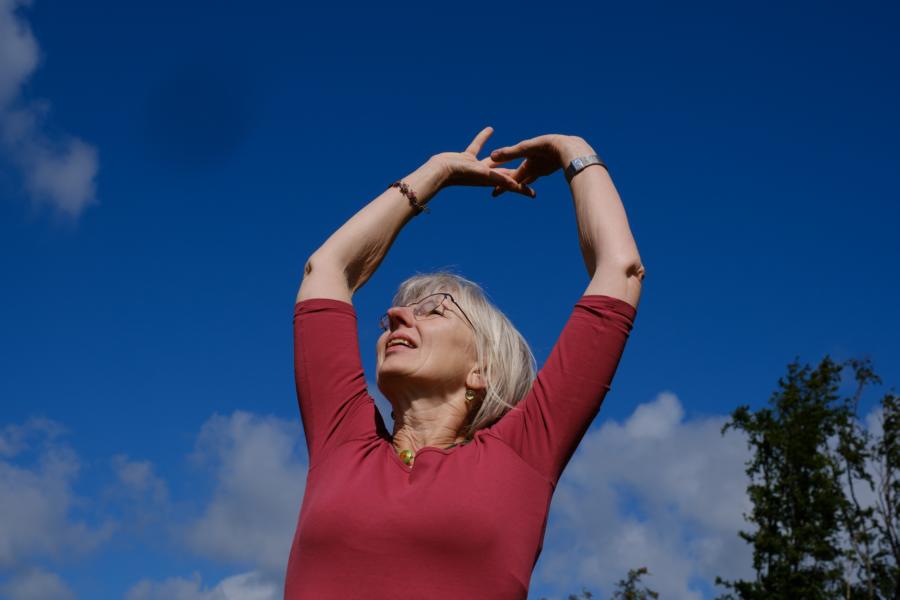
(293, 298), (376, 470)
(487, 294), (637, 487)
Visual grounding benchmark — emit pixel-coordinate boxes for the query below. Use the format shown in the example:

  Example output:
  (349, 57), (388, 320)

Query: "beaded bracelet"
(388, 180), (430, 215)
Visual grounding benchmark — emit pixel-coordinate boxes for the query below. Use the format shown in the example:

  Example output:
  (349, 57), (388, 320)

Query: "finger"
(490, 161), (530, 198)
(480, 154), (517, 168)
(464, 126), (494, 157)
(481, 164), (524, 198)
(489, 167), (518, 177)
(510, 158), (534, 181)
(498, 185), (535, 198)
(492, 169), (539, 198)
(489, 170), (536, 198)
(489, 135), (549, 162)
(488, 157), (531, 180)
(491, 185), (535, 198)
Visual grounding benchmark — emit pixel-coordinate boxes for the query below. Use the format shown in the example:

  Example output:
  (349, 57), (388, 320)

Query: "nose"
(385, 305), (415, 330)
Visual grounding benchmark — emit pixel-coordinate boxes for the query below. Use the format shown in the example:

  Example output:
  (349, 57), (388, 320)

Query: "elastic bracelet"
(388, 180), (430, 215)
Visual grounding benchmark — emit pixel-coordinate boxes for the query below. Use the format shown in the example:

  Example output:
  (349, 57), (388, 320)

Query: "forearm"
(305, 158), (446, 292)
(561, 139), (644, 278)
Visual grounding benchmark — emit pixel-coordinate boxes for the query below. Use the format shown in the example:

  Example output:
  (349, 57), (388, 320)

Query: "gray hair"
(388, 269), (537, 441)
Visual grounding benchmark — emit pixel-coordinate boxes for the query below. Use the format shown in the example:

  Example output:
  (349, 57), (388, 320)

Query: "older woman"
(286, 127), (645, 599)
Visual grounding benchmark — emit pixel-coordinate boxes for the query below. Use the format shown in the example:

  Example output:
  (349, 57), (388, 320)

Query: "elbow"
(627, 260), (647, 282)
(608, 254), (646, 283)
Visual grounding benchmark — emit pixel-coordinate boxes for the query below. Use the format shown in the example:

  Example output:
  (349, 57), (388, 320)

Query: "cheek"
(435, 333), (474, 368)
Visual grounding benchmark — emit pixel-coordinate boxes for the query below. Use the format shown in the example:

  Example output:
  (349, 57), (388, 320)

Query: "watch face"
(572, 158), (584, 169)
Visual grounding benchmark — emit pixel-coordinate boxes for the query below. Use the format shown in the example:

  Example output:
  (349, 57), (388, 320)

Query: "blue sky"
(1, 1), (898, 598)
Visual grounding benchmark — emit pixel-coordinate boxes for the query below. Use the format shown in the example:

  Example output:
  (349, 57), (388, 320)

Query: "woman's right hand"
(430, 126), (537, 198)
(488, 134), (596, 197)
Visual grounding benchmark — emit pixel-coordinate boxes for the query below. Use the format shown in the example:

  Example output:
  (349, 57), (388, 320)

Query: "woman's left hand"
(487, 134), (595, 197)
(431, 127), (537, 198)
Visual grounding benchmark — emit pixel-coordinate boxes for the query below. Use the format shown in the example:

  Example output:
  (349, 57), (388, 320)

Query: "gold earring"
(465, 389), (476, 403)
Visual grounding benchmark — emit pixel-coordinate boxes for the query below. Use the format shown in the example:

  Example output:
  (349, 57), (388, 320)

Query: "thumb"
(490, 138), (537, 161)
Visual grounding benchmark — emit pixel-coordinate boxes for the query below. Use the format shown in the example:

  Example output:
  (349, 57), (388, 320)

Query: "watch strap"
(564, 154), (608, 183)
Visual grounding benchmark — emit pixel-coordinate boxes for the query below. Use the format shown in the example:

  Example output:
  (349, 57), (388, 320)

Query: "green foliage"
(541, 355), (898, 600)
(539, 566), (657, 600)
(715, 355), (899, 599)
(611, 567), (659, 599)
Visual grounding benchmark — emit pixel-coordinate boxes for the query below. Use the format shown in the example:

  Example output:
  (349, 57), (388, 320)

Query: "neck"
(391, 423), (467, 453)
(387, 390), (472, 450)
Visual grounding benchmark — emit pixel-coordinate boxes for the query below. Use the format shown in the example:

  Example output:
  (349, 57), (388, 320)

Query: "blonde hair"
(388, 269), (537, 440)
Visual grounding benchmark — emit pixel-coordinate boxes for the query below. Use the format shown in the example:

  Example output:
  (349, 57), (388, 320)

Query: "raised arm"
(562, 137), (645, 308)
(297, 127), (534, 304)
(297, 160), (444, 305)
(490, 134), (646, 310)
(486, 134), (644, 484)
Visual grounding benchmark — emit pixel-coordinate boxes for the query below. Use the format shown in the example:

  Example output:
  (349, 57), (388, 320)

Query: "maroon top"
(285, 294), (637, 599)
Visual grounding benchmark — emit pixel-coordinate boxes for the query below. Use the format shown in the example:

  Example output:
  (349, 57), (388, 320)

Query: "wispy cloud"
(185, 411), (308, 577)
(535, 392), (755, 599)
(0, 566), (75, 600)
(127, 411), (308, 598)
(4, 396), (885, 599)
(0, 0), (98, 220)
(0, 418), (113, 597)
(125, 571), (278, 600)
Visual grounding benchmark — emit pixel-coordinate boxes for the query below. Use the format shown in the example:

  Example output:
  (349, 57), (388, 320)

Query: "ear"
(466, 367), (486, 392)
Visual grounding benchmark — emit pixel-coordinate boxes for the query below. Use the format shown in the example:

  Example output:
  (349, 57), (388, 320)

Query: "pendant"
(399, 449), (414, 465)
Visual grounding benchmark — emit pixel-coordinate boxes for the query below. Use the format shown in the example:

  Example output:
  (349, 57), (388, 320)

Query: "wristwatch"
(564, 154), (608, 183)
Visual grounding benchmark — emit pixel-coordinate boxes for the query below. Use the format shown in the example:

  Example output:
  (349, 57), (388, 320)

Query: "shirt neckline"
(387, 438), (473, 473)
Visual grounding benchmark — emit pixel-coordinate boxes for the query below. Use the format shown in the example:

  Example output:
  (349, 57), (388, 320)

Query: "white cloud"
(0, 0), (98, 219)
(0, 0), (38, 107)
(0, 418), (113, 569)
(6, 395), (886, 599)
(110, 454), (169, 505)
(0, 566), (75, 600)
(0, 418), (64, 458)
(101, 454), (172, 536)
(125, 570), (278, 600)
(185, 411), (308, 577)
(534, 391), (755, 600)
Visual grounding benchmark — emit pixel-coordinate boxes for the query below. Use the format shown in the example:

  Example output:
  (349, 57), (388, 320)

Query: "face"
(375, 292), (479, 398)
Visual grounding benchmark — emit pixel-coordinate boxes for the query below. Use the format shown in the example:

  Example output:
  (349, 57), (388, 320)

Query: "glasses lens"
(414, 294), (444, 318)
(380, 294), (448, 331)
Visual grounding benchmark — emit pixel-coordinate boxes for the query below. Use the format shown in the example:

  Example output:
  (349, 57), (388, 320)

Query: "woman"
(287, 127), (645, 599)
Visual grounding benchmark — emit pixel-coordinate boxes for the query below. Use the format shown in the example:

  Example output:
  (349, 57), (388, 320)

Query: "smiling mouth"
(385, 344), (415, 354)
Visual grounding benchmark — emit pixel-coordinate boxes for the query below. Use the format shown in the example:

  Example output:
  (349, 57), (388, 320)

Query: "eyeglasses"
(379, 293), (476, 333)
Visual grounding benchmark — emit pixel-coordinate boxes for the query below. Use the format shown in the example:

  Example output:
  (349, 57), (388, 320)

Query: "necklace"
(396, 439), (470, 465)
(393, 389), (479, 465)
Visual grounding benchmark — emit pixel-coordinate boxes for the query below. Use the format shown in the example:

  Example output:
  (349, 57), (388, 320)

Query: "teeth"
(388, 339), (414, 348)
